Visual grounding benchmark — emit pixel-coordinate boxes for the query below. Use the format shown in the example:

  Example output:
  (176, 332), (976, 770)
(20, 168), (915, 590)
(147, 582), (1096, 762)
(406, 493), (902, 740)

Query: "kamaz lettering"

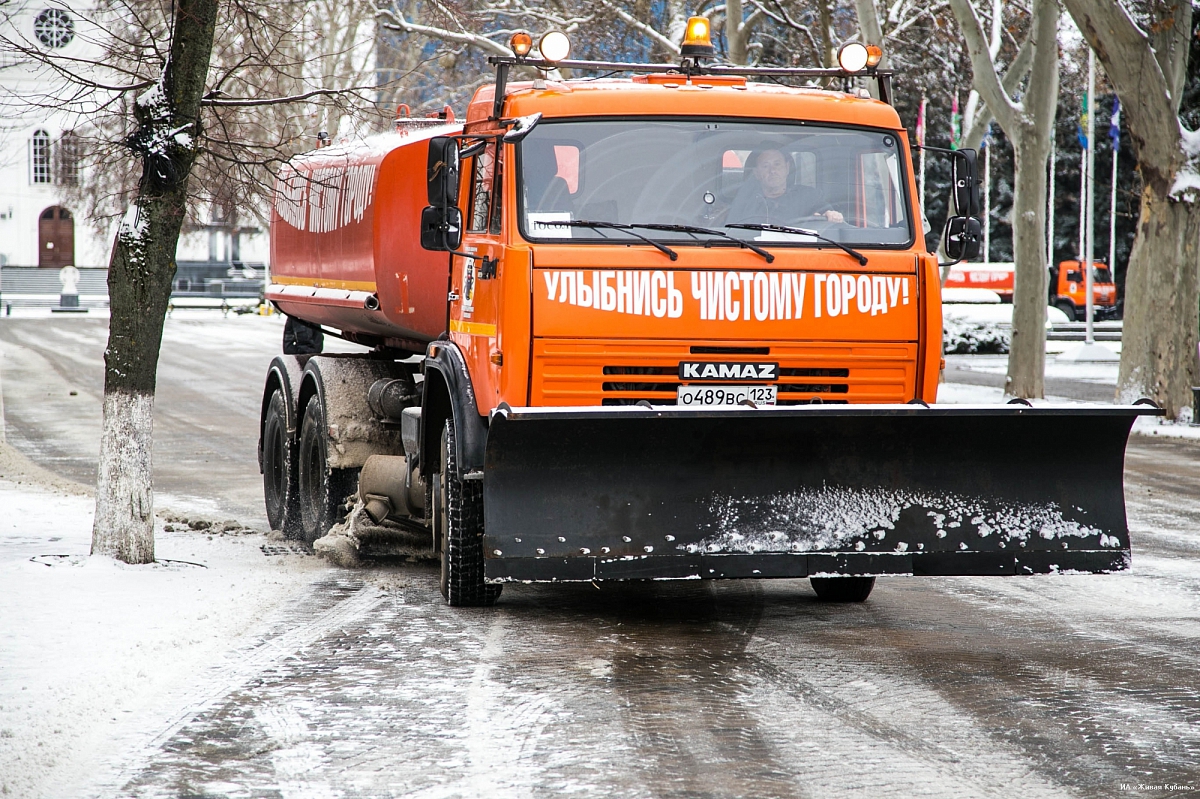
(680, 362), (778, 380)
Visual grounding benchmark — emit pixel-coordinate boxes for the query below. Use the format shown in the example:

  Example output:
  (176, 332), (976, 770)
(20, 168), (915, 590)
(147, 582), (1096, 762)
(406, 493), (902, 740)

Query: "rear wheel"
(810, 576), (875, 603)
(1054, 300), (1076, 322)
(262, 389), (299, 535)
(438, 420), (501, 607)
(297, 393), (357, 543)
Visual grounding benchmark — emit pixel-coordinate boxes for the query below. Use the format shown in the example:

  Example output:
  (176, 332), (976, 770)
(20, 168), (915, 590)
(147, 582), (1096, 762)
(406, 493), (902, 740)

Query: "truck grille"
(534, 341), (916, 406)
(600, 365), (851, 404)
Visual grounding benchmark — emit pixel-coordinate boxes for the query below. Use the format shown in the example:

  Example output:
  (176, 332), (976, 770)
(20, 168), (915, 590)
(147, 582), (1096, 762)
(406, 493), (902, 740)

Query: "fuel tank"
(268, 120), (464, 351)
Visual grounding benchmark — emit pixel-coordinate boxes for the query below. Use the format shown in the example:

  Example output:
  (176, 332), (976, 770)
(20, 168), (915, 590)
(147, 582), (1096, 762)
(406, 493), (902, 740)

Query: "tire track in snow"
(93, 578), (383, 798)
(595, 581), (807, 799)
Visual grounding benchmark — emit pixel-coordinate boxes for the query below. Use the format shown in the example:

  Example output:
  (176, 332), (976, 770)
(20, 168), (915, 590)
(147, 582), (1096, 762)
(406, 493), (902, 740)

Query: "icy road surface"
(1, 315), (1199, 798)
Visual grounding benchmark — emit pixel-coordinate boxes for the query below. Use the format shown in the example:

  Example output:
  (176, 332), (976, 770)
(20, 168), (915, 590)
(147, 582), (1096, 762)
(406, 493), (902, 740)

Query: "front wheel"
(296, 394), (357, 543)
(1053, 300), (1076, 322)
(438, 420), (501, 607)
(810, 576), (875, 603)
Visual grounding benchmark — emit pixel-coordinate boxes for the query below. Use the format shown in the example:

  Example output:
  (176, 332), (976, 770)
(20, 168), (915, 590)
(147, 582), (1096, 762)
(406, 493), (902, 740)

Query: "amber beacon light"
(680, 16), (715, 57)
(509, 31), (533, 57)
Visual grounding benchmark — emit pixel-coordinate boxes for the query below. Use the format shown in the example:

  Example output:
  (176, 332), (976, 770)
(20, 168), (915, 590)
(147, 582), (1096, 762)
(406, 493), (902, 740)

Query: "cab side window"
(469, 143), (502, 233)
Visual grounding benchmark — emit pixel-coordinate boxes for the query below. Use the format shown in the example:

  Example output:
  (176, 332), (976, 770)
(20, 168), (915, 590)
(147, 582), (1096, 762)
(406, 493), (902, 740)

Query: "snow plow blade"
(482, 403), (1159, 583)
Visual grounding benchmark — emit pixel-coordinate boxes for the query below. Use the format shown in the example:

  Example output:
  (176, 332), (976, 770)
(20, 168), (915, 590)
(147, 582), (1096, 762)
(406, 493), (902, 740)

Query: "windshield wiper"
(631, 223), (774, 263)
(725, 223), (868, 266)
(561, 220), (678, 260)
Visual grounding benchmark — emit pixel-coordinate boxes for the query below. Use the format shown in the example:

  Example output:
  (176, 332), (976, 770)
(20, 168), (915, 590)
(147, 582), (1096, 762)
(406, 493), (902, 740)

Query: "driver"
(726, 148), (844, 226)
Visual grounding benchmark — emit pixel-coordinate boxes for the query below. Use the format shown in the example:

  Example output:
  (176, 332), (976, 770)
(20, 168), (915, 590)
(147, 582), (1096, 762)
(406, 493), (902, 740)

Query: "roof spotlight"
(837, 41), (869, 73)
(539, 30), (571, 63)
(509, 31), (533, 57)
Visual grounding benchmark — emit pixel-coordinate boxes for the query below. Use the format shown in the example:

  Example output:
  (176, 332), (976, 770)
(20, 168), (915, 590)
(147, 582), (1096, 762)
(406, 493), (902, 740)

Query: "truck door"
(450, 141), (504, 410)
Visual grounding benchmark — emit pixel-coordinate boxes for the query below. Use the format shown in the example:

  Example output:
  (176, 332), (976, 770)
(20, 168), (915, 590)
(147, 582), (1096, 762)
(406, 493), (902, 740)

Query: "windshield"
(519, 118), (913, 248)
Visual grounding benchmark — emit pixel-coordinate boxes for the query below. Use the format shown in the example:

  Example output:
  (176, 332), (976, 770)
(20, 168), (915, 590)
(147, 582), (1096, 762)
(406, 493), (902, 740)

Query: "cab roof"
(466, 78), (903, 130)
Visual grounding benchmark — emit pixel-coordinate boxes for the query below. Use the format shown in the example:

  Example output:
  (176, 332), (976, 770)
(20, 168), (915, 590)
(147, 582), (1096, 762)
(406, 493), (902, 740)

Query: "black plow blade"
(482, 404), (1159, 583)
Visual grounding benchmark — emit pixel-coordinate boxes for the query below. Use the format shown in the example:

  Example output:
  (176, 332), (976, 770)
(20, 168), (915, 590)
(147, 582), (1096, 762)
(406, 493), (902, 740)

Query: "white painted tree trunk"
(91, 391), (155, 563)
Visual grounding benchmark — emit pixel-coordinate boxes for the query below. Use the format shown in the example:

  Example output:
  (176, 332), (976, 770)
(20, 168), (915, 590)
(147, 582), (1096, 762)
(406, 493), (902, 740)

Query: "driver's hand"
(822, 210), (844, 223)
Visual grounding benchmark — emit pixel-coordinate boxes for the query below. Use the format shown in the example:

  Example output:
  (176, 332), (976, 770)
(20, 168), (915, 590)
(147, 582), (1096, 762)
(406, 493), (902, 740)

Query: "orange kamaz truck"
(259, 24), (1155, 605)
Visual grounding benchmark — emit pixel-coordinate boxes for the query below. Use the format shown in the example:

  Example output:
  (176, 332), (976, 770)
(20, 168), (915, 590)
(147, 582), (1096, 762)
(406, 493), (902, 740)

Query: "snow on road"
(0, 454), (328, 799)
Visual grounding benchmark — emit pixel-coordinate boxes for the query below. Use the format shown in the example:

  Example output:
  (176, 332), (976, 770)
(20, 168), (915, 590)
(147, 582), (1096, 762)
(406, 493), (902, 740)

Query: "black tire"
(1054, 300), (1076, 322)
(262, 389), (299, 535)
(810, 576), (876, 603)
(438, 420), (501, 607)
(296, 393), (357, 543)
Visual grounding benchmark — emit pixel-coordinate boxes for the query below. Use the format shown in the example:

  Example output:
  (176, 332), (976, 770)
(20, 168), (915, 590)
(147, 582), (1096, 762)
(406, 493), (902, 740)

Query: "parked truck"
(259, 24), (1155, 606)
(1048, 260), (1119, 321)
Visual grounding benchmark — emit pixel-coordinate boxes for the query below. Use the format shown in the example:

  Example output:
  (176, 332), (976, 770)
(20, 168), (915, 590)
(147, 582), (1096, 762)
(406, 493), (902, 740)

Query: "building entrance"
(38, 206), (75, 268)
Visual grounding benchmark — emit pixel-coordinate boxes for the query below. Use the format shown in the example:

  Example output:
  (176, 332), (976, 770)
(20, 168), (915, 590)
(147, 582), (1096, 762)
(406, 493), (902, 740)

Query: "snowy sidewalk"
(0, 447), (330, 799)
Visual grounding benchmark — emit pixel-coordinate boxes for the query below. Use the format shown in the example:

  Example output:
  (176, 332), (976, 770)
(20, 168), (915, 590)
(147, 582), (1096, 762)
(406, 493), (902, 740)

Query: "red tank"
(268, 119), (463, 351)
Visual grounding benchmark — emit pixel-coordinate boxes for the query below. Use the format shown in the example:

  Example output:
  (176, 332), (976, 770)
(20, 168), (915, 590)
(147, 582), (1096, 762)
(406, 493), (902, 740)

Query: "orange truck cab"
(1049, 260), (1119, 321)
(259, 27), (1153, 606)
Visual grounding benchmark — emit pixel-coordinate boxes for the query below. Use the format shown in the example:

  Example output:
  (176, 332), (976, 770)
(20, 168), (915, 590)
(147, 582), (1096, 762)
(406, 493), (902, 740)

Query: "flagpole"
(983, 132), (991, 262)
(1108, 95), (1119, 282)
(918, 96), (927, 220)
(1085, 47), (1096, 345)
(1078, 121), (1087, 264)
(1048, 127), (1056, 271)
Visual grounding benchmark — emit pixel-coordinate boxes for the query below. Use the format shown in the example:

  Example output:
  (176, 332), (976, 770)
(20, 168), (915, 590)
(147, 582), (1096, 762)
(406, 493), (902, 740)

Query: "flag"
(1109, 95), (1120, 146)
(1077, 90), (1089, 150)
(916, 95), (927, 147)
(950, 95), (961, 150)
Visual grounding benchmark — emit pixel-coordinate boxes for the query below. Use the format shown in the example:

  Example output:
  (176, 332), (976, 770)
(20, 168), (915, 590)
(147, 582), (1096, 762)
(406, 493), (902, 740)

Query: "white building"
(0, 1), (268, 272)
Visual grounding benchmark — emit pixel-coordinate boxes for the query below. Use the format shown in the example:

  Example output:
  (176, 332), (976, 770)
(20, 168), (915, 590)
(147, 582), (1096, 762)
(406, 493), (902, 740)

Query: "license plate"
(677, 385), (777, 407)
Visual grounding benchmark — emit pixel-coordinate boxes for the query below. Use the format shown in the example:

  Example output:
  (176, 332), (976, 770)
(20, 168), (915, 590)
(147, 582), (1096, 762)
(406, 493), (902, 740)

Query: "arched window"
(31, 129), (51, 184)
(57, 130), (80, 186)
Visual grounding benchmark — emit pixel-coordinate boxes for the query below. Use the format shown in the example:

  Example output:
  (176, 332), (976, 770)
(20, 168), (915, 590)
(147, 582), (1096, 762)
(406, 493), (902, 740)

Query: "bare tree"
(0, 0), (391, 563)
(1061, 0), (1198, 417)
(948, 0), (1059, 398)
(92, 0), (221, 563)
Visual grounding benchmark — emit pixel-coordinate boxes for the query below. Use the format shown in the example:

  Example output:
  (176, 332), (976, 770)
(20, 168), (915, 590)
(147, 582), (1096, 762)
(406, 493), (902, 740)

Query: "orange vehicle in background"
(1049, 260), (1119, 320)
(258, 24), (1153, 606)
(943, 260), (1120, 320)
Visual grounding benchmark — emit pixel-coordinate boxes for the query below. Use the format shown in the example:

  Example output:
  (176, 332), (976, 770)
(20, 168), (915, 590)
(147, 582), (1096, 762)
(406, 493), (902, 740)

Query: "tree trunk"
(91, 0), (219, 563)
(1117, 188), (1200, 417)
(1006, 129), (1051, 398)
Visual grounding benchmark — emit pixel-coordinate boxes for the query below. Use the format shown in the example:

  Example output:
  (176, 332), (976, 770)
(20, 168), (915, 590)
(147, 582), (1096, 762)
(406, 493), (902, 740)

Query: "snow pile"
(944, 313), (1010, 354)
(0, 465), (326, 799)
(942, 303), (1071, 355)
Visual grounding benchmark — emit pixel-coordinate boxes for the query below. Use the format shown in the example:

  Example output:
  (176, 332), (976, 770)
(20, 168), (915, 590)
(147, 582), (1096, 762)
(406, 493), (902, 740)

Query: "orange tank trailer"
(268, 120), (462, 351)
(258, 31), (1154, 606)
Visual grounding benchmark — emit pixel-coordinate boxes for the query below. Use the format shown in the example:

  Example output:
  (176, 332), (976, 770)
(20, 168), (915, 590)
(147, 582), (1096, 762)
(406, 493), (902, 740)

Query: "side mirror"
(427, 137), (460, 206)
(420, 205), (463, 251)
(951, 149), (981, 217)
(943, 216), (982, 262)
(502, 112), (542, 143)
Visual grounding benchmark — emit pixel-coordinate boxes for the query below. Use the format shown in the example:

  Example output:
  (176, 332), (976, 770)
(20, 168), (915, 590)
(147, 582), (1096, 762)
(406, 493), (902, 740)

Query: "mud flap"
(482, 404), (1158, 583)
